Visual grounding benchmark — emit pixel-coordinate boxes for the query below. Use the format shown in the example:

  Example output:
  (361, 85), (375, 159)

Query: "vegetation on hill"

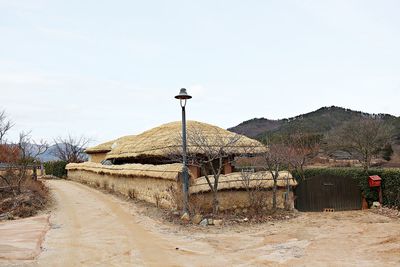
(229, 106), (399, 142)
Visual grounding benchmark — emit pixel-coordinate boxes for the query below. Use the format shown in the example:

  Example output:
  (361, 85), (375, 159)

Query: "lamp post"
(175, 88), (192, 214)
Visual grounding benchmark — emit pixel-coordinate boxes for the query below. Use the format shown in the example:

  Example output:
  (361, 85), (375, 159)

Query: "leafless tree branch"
(0, 110), (14, 144)
(326, 118), (393, 170)
(53, 135), (91, 163)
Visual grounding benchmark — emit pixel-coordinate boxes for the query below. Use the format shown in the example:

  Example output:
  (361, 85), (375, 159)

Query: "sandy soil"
(1, 179), (399, 266)
(0, 215), (49, 261)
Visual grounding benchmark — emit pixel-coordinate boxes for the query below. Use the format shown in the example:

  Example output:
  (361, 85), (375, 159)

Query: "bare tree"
(284, 132), (321, 181)
(166, 127), (243, 214)
(259, 143), (290, 211)
(326, 118), (393, 170)
(0, 111), (17, 195)
(18, 131), (49, 181)
(18, 131), (49, 162)
(0, 131), (48, 194)
(0, 110), (14, 144)
(186, 127), (242, 214)
(53, 135), (90, 163)
(0, 110), (16, 163)
(239, 169), (268, 211)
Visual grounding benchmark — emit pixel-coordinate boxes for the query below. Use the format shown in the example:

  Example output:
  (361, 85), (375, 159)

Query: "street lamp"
(175, 88), (192, 214)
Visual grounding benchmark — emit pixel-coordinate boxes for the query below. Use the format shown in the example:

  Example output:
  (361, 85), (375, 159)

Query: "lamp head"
(175, 88), (192, 100)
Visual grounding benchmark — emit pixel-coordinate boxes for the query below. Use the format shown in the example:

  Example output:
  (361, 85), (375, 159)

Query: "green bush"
(44, 161), (68, 178)
(293, 168), (400, 208)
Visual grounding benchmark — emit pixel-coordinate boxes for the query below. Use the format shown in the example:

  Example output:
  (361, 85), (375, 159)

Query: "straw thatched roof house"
(68, 120), (296, 212)
(106, 121), (264, 161)
(85, 140), (114, 163)
(105, 121), (265, 176)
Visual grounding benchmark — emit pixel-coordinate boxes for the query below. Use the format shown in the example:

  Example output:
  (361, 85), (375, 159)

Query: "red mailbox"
(368, 175), (381, 187)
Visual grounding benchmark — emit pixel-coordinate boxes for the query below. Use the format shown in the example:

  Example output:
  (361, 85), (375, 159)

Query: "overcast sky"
(1, 0), (399, 145)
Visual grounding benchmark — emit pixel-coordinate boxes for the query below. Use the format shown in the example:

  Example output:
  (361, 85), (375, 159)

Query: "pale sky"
(1, 0), (399, 145)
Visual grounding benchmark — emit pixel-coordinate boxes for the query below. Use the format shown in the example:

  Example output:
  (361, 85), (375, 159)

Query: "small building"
(68, 121), (297, 211)
(85, 135), (135, 163)
(85, 140), (114, 163)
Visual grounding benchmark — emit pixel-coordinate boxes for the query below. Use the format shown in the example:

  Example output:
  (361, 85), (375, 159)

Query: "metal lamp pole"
(175, 88), (192, 214)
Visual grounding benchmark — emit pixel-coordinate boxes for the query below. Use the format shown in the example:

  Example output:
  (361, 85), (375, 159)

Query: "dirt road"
(2, 179), (399, 266)
(36, 180), (219, 267)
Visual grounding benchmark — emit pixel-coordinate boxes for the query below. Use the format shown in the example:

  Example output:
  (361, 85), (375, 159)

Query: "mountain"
(33, 144), (89, 162)
(37, 145), (61, 162)
(28, 144), (59, 162)
(229, 106), (400, 141)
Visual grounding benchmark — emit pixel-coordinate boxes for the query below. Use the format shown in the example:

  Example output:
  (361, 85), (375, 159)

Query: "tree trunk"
(212, 190), (219, 215)
(363, 150), (372, 171)
(272, 178), (277, 211)
(32, 166), (37, 181)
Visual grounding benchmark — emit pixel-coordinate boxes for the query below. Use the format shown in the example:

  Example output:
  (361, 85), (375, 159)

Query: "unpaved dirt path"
(2, 179), (399, 266)
(36, 180), (220, 267)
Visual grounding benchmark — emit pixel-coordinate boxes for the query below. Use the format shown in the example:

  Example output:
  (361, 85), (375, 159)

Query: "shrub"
(44, 161), (68, 178)
(293, 168), (400, 208)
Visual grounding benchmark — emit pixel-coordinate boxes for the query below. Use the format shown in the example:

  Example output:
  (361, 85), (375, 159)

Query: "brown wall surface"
(189, 165), (201, 179)
(190, 190), (293, 212)
(223, 162), (233, 175)
(68, 169), (178, 209)
(88, 153), (107, 163)
(68, 169), (295, 212)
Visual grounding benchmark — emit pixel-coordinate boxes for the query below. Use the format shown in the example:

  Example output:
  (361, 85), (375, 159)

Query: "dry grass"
(0, 179), (49, 220)
(85, 135), (136, 154)
(66, 162), (183, 181)
(190, 171), (297, 194)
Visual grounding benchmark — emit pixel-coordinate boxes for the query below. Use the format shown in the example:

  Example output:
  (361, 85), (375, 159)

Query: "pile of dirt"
(164, 208), (299, 226)
(0, 179), (49, 220)
(370, 206), (400, 219)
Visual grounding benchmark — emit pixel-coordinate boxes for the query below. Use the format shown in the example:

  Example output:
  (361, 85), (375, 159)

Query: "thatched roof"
(85, 140), (115, 154)
(66, 162), (182, 181)
(106, 121), (265, 161)
(190, 171), (297, 194)
(85, 135), (136, 154)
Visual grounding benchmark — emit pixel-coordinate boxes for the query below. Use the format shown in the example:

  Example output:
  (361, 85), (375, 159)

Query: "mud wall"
(68, 169), (294, 212)
(190, 190), (293, 212)
(88, 153), (107, 163)
(67, 169), (178, 208)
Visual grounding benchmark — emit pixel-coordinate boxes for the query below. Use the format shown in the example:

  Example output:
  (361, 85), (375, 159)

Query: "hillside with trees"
(229, 106), (400, 167)
(229, 106), (400, 142)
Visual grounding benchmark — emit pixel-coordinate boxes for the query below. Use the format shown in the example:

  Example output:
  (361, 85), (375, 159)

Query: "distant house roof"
(85, 135), (136, 154)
